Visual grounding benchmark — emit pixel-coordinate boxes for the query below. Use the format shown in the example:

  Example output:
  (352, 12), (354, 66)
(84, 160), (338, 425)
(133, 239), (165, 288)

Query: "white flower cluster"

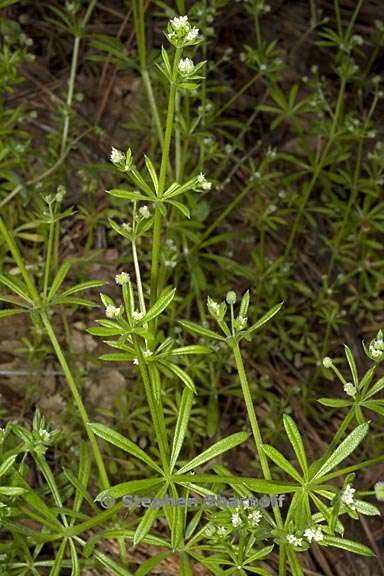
(167, 15), (200, 47)
(197, 171), (212, 190)
(178, 57), (195, 76)
(287, 534), (303, 547)
(341, 484), (356, 510)
(139, 205), (151, 219)
(110, 147), (132, 173)
(343, 381), (357, 397)
(322, 356), (333, 368)
(105, 304), (121, 319)
(368, 330), (384, 361)
(304, 525), (324, 543)
(247, 510), (262, 527)
(115, 272), (130, 286)
(231, 511), (242, 527)
(132, 310), (145, 321)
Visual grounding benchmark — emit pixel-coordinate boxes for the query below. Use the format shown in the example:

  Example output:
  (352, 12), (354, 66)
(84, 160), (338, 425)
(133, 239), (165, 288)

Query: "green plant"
(0, 2), (383, 575)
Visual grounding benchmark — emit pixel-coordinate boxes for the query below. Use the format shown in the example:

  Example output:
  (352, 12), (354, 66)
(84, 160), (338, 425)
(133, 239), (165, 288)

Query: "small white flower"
(322, 356), (333, 368)
(110, 147), (124, 165)
(132, 310), (145, 321)
(216, 526), (228, 537)
(143, 349), (153, 358)
(178, 57), (195, 75)
(170, 15), (189, 30)
(197, 171), (212, 190)
(287, 534), (303, 547)
(133, 358), (139, 365)
(208, 299), (220, 314)
(237, 315), (248, 330)
(115, 272), (130, 286)
(231, 511), (242, 527)
(247, 510), (262, 526)
(122, 223), (132, 232)
(343, 382), (356, 397)
(304, 526), (324, 543)
(341, 484), (356, 509)
(186, 26), (199, 41)
(204, 524), (216, 537)
(139, 205), (151, 219)
(39, 429), (51, 442)
(105, 305), (121, 319)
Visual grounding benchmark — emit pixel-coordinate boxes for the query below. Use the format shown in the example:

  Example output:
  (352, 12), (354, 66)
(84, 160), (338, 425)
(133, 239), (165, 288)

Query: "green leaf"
(171, 345), (212, 356)
(354, 499), (381, 516)
(49, 539), (67, 576)
(143, 287), (176, 323)
(247, 302), (283, 334)
(177, 432), (249, 474)
(59, 280), (105, 297)
(0, 454), (17, 478)
(160, 361), (196, 394)
(69, 539), (80, 576)
(170, 389), (194, 471)
(365, 376), (384, 399)
(287, 548), (304, 576)
(108, 189), (149, 201)
(283, 415), (308, 476)
(89, 423), (162, 474)
(322, 536), (374, 556)
(179, 320), (225, 341)
(344, 345), (359, 388)
(135, 551), (170, 576)
(97, 478), (164, 500)
(312, 423), (369, 481)
(133, 483), (168, 546)
(0, 274), (33, 303)
(262, 445), (302, 483)
(0, 486), (26, 496)
(167, 199), (190, 219)
(317, 398), (352, 408)
(47, 261), (72, 301)
(144, 156), (159, 193)
(0, 309), (26, 318)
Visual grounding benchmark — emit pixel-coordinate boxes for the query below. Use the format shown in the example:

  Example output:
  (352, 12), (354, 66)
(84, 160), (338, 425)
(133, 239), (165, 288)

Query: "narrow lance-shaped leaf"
(312, 422), (369, 481)
(283, 415), (308, 476)
(262, 445), (303, 483)
(344, 345), (359, 388)
(177, 432), (249, 474)
(143, 287), (176, 323)
(89, 423), (162, 474)
(170, 388), (194, 471)
(247, 302), (283, 334)
(178, 319), (225, 341)
(47, 261), (72, 301)
(322, 536), (374, 557)
(133, 483), (168, 546)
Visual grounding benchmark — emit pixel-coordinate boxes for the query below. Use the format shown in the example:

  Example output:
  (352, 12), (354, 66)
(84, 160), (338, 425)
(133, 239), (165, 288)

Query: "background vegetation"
(0, 0), (383, 574)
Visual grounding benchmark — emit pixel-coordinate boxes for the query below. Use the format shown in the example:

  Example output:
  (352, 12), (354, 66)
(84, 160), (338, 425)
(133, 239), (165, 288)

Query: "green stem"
(40, 311), (109, 491)
(232, 342), (283, 528)
(150, 46), (182, 306)
(43, 217), (55, 300)
(60, 0), (97, 155)
(133, 342), (170, 469)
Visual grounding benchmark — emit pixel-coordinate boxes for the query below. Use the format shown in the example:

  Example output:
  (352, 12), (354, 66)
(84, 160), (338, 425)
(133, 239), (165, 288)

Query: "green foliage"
(0, 1), (383, 574)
